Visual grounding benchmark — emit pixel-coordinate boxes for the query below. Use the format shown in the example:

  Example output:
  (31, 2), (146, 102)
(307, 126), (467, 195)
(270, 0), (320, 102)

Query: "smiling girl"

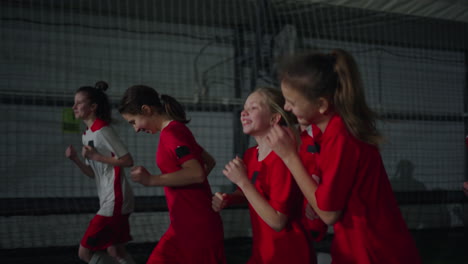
(118, 85), (225, 264)
(212, 87), (316, 264)
(266, 50), (421, 263)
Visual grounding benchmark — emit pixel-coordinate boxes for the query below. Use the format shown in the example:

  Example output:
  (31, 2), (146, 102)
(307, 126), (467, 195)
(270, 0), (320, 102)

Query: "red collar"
(89, 118), (108, 132)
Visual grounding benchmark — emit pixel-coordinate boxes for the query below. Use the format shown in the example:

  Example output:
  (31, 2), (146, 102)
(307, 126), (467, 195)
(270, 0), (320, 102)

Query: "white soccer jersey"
(82, 119), (134, 216)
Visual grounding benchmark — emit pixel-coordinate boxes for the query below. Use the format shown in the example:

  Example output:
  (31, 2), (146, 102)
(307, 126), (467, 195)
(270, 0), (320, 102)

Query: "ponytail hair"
(279, 49), (382, 146)
(119, 85), (190, 124)
(76, 81), (112, 123)
(331, 49), (382, 146)
(160, 94), (190, 124)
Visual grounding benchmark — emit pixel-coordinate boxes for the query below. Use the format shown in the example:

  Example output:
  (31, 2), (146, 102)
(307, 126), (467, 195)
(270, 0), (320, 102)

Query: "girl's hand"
(223, 156), (248, 187)
(265, 124), (297, 160)
(305, 203), (320, 220)
(81, 145), (98, 160)
(130, 166), (151, 186)
(65, 145), (77, 160)
(212, 192), (229, 212)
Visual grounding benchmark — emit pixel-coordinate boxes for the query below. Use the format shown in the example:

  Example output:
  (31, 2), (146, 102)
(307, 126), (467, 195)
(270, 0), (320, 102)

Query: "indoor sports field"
(1, 0), (467, 263)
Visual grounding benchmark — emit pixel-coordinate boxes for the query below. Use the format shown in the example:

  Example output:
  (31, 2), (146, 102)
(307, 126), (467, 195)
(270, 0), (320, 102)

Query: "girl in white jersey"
(65, 81), (136, 264)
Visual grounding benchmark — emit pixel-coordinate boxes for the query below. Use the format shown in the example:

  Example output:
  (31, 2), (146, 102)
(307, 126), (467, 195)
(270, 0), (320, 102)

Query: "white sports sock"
(89, 251), (119, 264)
(117, 254), (136, 264)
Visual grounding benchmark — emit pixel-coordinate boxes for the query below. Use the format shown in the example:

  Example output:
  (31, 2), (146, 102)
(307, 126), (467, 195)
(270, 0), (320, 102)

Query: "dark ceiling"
(2, 0), (467, 51)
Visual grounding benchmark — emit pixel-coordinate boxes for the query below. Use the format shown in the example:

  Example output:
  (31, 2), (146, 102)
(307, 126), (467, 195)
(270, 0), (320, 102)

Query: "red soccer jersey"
(156, 121), (224, 249)
(299, 126), (328, 242)
(243, 146), (315, 264)
(315, 115), (421, 264)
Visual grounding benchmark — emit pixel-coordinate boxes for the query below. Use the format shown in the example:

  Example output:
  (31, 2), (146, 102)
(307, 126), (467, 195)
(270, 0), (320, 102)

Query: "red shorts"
(80, 214), (132, 251)
(147, 227), (226, 264)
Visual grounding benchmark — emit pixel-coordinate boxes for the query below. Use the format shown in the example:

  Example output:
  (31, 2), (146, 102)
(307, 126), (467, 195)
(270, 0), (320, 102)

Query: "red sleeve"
(163, 123), (200, 166)
(315, 130), (359, 211)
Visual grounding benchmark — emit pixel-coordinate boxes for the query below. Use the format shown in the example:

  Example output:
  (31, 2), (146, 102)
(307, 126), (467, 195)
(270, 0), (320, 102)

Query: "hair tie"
(94, 81), (108, 92)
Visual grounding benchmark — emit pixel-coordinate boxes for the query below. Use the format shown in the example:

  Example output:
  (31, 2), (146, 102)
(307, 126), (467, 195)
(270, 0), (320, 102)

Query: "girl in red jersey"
(212, 87), (316, 264)
(265, 49), (422, 264)
(118, 85), (226, 264)
(65, 81), (136, 264)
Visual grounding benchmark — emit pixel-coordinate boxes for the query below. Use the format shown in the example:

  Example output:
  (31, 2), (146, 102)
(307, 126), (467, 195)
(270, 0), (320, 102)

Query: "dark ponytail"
(119, 85), (190, 124)
(160, 94), (190, 124)
(331, 49), (382, 146)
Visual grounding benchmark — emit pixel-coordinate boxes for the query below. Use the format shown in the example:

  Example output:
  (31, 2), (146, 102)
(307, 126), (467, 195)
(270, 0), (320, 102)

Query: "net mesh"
(0, 0), (467, 249)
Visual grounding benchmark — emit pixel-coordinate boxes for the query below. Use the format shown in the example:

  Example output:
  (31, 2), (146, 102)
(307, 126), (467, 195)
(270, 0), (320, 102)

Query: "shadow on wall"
(390, 159), (451, 229)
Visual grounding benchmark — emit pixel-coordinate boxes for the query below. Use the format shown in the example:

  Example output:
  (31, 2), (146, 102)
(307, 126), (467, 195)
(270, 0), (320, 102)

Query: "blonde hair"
(253, 86), (299, 142)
